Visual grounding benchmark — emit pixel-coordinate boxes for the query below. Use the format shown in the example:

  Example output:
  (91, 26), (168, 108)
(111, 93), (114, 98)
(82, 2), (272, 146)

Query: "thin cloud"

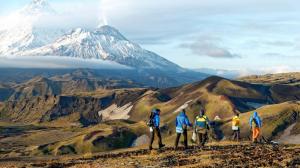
(263, 53), (299, 58)
(263, 53), (285, 57)
(264, 40), (293, 47)
(0, 56), (131, 69)
(180, 36), (241, 58)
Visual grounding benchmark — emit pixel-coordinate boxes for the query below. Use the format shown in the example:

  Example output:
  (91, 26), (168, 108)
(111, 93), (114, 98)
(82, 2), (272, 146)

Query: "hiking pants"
(197, 131), (208, 146)
(232, 129), (240, 141)
(174, 129), (188, 149)
(149, 127), (163, 148)
(252, 127), (260, 142)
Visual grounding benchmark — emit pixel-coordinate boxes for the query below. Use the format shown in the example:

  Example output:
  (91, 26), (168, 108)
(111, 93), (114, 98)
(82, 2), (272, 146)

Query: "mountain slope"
(8, 69), (143, 100)
(1, 75), (300, 159)
(2, 75), (300, 126)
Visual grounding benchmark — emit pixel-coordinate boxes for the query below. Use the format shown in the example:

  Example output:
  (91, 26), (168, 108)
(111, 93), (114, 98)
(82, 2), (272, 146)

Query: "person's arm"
(205, 117), (210, 129)
(154, 116), (160, 128)
(249, 117), (253, 129)
(258, 117), (262, 128)
(185, 117), (192, 127)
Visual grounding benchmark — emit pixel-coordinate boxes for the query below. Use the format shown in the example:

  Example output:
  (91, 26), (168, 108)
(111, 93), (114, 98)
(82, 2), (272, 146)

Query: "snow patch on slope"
(173, 100), (193, 114)
(98, 103), (133, 121)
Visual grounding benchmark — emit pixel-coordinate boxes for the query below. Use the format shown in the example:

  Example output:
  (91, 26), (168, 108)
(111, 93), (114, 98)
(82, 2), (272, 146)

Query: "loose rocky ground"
(1, 143), (299, 168)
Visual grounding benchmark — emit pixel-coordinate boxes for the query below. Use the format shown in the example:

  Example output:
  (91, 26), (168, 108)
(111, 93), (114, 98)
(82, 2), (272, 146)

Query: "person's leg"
(253, 127), (259, 142)
(183, 129), (188, 149)
(252, 128), (256, 142)
(254, 128), (260, 142)
(232, 130), (236, 141)
(149, 128), (155, 150)
(156, 127), (165, 148)
(202, 132), (208, 146)
(200, 133), (205, 146)
(174, 133), (181, 149)
(237, 129), (240, 141)
(197, 132), (202, 146)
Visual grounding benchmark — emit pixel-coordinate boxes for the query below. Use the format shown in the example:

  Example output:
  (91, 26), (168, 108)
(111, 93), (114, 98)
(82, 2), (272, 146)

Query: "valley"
(0, 70), (300, 168)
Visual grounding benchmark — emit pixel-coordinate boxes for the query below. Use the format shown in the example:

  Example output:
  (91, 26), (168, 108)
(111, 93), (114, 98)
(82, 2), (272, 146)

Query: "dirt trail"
(3, 143), (298, 168)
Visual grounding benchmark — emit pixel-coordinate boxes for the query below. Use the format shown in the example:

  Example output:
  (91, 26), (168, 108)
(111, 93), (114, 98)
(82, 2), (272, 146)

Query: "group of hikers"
(148, 108), (262, 150)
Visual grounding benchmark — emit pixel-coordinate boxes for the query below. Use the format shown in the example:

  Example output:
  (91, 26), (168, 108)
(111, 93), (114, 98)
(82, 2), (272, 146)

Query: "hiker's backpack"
(147, 114), (154, 127)
(252, 118), (259, 127)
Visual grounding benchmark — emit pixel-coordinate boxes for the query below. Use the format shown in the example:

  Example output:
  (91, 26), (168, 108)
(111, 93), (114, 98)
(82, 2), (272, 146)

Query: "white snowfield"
(98, 103), (133, 121)
(18, 26), (181, 70)
(173, 100), (193, 114)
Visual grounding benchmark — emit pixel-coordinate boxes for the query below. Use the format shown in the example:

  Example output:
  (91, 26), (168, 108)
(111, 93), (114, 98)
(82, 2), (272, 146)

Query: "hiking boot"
(159, 144), (165, 149)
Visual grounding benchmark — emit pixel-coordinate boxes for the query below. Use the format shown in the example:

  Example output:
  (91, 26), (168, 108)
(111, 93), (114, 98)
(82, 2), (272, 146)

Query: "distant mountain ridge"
(0, 68), (206, 88)
(193, 68), (241, 79)
(239, 72), (300, 85)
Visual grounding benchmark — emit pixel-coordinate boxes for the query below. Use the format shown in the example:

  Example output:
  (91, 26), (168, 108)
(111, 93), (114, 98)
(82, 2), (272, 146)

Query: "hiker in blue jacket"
(174, 109), (192, 149)
(249, 111), (262, 143)
(148, 108), (165, 150)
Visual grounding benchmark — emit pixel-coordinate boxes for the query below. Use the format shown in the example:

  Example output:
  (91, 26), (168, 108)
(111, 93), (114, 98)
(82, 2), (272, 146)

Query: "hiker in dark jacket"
(148, 108), (165, 150)
(174, 109), (192, 150)
(194, 109), (210, 146)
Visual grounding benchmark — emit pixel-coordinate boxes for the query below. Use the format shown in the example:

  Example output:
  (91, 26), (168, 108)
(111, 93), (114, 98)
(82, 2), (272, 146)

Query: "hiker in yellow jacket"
(232, 113), (240, 141)
(194, 109), (210, 146)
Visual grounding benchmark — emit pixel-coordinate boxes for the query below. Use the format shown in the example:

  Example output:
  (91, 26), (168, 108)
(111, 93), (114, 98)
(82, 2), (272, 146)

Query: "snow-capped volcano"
(0, 0), (65, 56)
(19, 26), (183, 71)
(0, 0), (181, 71)
(0, 0), (208, 86)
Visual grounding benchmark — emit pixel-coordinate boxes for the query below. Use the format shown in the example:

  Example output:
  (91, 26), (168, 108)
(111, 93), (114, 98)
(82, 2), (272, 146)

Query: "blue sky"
(1, 0), (300, 73)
